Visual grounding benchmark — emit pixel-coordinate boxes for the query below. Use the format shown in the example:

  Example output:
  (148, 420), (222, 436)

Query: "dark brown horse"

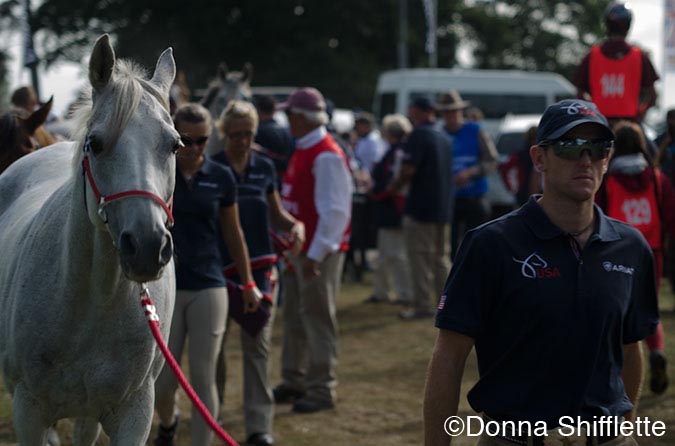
(0, 98), (53, 174)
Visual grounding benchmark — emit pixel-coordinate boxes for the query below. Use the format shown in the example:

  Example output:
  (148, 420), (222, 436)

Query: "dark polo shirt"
(255, 119), (294, 180)
(172, 158), (236, 290)
(436, 196), (658, 426)
(402, 121), (454, 223)
(211, 150), (276, 285)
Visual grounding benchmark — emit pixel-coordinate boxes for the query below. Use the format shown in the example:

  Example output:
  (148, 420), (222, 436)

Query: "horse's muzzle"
(119, 229), (173, 282)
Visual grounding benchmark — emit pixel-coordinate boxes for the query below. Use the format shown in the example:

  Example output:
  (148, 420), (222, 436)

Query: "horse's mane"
(71, 59), (169, 167)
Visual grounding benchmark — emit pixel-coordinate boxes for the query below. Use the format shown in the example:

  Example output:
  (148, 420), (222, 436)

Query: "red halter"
(81, 138), (174, 227)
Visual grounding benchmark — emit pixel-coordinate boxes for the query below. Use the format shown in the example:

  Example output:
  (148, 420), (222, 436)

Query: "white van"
(373, 68), (576, 136)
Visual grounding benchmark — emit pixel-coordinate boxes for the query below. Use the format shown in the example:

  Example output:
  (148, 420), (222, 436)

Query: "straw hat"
(437, 90), (471, 111)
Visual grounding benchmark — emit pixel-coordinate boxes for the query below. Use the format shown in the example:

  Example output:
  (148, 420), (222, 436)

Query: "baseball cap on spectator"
(537, 99), (614, 144)
(277, 87), (326, 112)
(409, 96), (435, 112)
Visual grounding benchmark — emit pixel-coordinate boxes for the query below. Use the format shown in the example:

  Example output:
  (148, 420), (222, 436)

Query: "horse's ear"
(217, 62), (228, 80)
(89, 34), (115, 93)
(150, 48), (176, 96)
(23, 96), (53, 134)
(241, 63), (253, 83)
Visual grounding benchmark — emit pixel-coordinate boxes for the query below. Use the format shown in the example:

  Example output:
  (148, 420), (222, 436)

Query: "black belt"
(496, 433), (618, 446)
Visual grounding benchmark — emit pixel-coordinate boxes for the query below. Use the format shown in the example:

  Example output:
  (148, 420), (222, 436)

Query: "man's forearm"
(622, 341), (644, 421)
(389, 164), (415, 193)
(424, 330), (473, 446)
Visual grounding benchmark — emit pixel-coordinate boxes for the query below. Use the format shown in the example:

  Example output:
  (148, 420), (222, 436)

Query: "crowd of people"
(1, 2), (675, 446)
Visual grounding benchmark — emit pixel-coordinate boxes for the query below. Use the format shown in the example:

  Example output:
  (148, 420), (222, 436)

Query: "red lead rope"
(140, 287), (239, 446)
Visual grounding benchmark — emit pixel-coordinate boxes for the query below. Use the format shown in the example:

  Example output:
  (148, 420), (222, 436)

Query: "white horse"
(0, 35), (178, 446)
(201, 62), (253, 156)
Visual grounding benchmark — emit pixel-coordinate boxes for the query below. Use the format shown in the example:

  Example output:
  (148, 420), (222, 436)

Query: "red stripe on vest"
(281, 134), (351, 253)
(589, 45), (642, 119)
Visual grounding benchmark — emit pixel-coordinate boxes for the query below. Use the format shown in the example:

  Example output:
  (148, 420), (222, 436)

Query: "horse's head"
(81, 35), (179, 283)
(0, 98), (53, 174)
(201, 62), (253, 119)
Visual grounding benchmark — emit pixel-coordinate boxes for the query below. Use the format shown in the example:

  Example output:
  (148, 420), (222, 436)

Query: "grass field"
(1, 273), (675, 445)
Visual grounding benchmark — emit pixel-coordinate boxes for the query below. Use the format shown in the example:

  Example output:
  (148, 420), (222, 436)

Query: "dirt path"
(1, 279), (673, 445)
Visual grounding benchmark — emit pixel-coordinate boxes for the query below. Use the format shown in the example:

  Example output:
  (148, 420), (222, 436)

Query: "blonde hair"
(382, 113), (412, 142)
(216, 100), (258, 139)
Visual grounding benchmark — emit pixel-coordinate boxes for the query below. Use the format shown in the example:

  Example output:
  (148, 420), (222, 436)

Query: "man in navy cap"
(389, 96), (454, 319)
(424, 99), (659, 446)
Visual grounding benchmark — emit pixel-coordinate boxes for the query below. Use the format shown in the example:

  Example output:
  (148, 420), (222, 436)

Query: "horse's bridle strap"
(81, 144), (174, 227)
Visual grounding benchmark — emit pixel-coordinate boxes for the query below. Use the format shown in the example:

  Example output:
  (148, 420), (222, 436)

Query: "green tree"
(30, 0), (611, 109)
(446, 1), (609, 79)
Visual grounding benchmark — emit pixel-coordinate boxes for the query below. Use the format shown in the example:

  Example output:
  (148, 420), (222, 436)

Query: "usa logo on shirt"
(438, 294), (446, 310)
(512, 253), (561, 279)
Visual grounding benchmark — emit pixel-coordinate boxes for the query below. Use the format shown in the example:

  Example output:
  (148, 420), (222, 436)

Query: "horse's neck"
(62, 170), (132, 301)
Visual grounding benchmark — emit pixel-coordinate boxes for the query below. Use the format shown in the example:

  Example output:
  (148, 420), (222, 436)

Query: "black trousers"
(451, 195), (491, 261)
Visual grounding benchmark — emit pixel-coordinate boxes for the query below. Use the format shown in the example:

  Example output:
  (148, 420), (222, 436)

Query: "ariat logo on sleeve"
(512, 253), (561, 279)
(602, 261), (634, 275)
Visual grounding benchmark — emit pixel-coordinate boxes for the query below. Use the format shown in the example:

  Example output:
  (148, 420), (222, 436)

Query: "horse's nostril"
(119, 232), (139, 258)
(158, 234), (173, 267)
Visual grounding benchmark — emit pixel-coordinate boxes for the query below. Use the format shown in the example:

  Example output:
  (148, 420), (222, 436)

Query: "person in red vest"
(597, 121), (675, 395)
(273, 87), (353, 413)
(574, 2), (658, 123)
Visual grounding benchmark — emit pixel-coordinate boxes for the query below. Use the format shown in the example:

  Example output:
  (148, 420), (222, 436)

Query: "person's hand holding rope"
(242, 282), (263, 314)
(288, 221), (305, 256)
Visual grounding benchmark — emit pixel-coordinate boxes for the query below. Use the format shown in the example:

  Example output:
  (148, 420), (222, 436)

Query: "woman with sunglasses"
(212, 100), (304, 446)
(596, 120), (675, 396)
(153, 103), (262, 446)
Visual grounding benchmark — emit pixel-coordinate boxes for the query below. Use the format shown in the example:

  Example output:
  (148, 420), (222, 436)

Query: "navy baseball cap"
(409, 96), (435, 112)
(537, 99), (614, 144)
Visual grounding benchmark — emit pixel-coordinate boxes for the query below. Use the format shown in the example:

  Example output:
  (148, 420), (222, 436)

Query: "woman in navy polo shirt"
(213, 100), (305, 446)
(153, 103), (262, 446)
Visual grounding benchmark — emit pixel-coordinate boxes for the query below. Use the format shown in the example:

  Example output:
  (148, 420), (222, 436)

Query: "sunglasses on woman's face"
(541, 138), (612, 161)
(180, 135), (209, 146)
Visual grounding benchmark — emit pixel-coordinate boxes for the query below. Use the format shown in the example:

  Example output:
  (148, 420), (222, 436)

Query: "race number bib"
(600, 73), (625, 98)
(621, 198), (652, 225)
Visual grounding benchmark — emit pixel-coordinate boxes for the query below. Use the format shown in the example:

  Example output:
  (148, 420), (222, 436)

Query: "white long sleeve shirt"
(295, 126), (353, 262)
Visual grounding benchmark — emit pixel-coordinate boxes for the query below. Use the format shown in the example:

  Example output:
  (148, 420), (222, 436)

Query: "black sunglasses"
(541, 138), (612, 161)
(180, 135), (209, 146)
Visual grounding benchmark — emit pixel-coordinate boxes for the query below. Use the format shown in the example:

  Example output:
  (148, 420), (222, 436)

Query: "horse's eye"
(88, 136), (103, 155)
(172, 139), (184, 154)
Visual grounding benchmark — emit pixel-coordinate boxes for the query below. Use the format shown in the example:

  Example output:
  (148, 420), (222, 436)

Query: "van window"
(376, 93), (397, 120)
(462, 94), (546, 119)
(409, 92), (547, 119)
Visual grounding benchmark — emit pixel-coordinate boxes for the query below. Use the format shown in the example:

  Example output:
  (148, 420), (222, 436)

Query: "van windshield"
(409, 92), (547, 119)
